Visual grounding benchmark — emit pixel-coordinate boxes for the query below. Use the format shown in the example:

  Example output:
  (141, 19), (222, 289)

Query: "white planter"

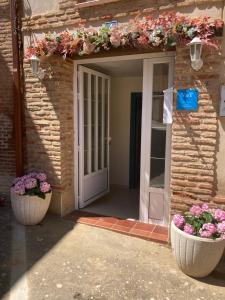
(171, 221), (225, 278)
(11, 191), (52, 225)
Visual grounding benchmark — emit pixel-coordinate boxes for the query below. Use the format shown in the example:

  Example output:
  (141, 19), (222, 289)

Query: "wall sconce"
(29, 55), (45, 79)
(188, 37), (203, 71)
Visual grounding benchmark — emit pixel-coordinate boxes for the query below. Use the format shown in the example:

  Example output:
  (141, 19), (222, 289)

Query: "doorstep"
(64, 210), (168, 244)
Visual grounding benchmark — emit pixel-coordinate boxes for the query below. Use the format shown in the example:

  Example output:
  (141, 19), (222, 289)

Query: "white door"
(77, 66), (110, 208)
(140, 57), (174, 225)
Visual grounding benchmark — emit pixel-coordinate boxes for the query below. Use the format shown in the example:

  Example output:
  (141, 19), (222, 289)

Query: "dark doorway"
(129, 92), (142, 189)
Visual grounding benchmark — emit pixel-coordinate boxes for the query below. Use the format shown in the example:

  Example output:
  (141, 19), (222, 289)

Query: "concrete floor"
(1, 206), (225, 300)
(81, 185), (139, 220)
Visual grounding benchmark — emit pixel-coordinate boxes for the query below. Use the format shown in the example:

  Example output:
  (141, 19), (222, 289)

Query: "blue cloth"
(176, 89), (198, 111)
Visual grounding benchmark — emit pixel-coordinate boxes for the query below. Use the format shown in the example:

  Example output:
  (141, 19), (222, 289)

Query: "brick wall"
(23, 57), (74, 215)
(20, 0), (225, 216)
(171, 47), (222, 214)
(0, 0), (16, 197)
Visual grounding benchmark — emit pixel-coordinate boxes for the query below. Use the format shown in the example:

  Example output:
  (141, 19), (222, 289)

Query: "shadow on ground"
(0, 205), (225, 300)
(0, 205), (74, 299)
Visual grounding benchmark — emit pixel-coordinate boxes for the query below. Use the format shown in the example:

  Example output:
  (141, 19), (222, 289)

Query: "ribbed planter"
(11, 191), (52, 225)
(171, 221), (225, 278)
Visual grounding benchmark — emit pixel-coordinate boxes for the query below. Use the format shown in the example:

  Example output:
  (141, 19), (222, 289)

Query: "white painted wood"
(140, 57), (174, 225)
(73, 65), (79, 210)
(74, 52), (175, 216)
(101, 78), (105, 170)
(95, 76), (98, 172)
(74, 52), (175, 65)
(81, 169), (108, 207)
(77, 66), (110, 208)
(88, 73), (92, 174)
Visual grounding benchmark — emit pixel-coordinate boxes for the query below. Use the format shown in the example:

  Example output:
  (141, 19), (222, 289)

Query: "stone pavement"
(0, 206), (225, 300)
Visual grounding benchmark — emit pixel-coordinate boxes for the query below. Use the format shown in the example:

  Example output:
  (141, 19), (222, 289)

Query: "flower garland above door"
(25, 11), (223, 59)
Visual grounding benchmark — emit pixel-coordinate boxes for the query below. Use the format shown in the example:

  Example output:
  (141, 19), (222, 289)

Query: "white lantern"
(188, 37), (203, 71)
(30, 55), (40, 74)
(29, 55), (45, 79)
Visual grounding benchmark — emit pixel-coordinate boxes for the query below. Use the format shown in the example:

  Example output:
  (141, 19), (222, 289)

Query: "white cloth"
(163, 87), (173, 124)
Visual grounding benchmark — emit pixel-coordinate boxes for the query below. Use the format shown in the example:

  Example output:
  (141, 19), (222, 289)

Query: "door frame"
(140, 57), (174, 225)
(77, 66), (110, 208)
(73, 52), (175, 217)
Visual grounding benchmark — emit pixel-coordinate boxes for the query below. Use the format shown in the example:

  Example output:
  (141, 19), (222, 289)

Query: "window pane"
(91, 75), (96, 172)
(104, 79), (108, 168)
(83, 72), (88, 175)
(150, 64), (169, 188)
(98, 77), (102, 170)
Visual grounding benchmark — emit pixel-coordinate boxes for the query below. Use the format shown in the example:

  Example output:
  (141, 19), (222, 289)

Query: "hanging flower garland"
(25, 11), (223, 59)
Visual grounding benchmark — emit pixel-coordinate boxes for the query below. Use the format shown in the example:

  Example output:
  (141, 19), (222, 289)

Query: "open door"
(140, 57), (173, 225)
(77, 66), (110, 208)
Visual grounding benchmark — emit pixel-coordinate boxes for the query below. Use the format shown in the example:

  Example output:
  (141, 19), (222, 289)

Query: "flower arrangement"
(173, 204), (225, 240)
(25, 12), (223, 59)
(11, 172), (51, 199)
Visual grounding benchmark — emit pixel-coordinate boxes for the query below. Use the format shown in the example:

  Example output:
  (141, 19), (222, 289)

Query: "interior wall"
(110, 76), (142, 187)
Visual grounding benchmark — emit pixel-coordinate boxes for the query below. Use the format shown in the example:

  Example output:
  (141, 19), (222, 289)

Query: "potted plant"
(11, 172), (52, 225)
(171, 204), (225, 278)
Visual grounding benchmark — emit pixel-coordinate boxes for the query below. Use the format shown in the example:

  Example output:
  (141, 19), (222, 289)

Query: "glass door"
(78, 66), (110, 208)
(140, 57), (173, 225)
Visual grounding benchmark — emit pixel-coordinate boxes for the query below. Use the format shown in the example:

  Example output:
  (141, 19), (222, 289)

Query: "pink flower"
(20, 175), (31, 183)
(83, 41), (95, 55)
(199, 223), (217, 238)
(214, 209), (225, 222)
(12, 182), (25, 195)
(173, 214), (185, 228)
(189, 205), (202, 216)
(24, 178), (37, 190)
(36, 173), (47, 182)
(217, 221), (225, 234)
(110, 31), (121, 48)
(202, 223), (217, 234)
(184, 224), (194, 235)
(40, 182), (51, 193)
(199, 229), (212, 238)
(12, 177), (21, 185)
(29, 172), (38, 178)
(201, 204), (209, 212)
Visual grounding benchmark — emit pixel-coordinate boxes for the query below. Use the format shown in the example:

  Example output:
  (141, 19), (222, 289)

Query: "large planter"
(11, 191), (52, 225)
(171, 220), (225, 278)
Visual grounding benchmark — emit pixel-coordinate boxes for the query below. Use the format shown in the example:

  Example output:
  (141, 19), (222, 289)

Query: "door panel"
(78, 66), (110, 208)
(140, 57), (173, 225)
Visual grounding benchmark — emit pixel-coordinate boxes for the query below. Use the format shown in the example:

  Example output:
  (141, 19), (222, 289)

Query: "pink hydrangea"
(29, 172), (38, 178)
(199, 223), (217, 238)
(12, 182), (25, 195)
(199, 229), (213, 238)
(202, 223), (217, 234)
(110, 31), (121, 48)
(36, 173), (47, 182)
(173, 214), (185, 228)
(217, 221), (225, 234)
(201, 204), (209, 212)
(184, 224), (194, 235)
(214, 209), (225, 222)
(24, 178), (37, 190)
(189, 205), (202, 216)
(20, 175), (31, 183)
(12, 177), (21, 185)
(40, 182), (51, 193)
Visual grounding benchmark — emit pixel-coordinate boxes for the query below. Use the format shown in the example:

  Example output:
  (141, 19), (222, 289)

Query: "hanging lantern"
(29, 55), (40, 74)
(29, 55), (45, 79)
(188, 37), (203, 71)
